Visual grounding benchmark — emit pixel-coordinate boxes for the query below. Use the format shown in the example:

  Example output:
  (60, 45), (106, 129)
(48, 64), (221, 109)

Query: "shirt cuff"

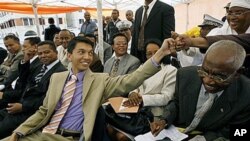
(151, 58), (160, 68)
(0, 85), (5, 91)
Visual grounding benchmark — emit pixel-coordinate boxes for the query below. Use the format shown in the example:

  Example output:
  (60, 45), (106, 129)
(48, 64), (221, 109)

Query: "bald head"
(84, 11), (91, 21)
(205, 40), (246, 71)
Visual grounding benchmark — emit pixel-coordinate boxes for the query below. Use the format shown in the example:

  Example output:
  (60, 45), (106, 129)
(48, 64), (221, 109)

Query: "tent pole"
(97, 0), (104, 64)
(32, 4), (41, 38)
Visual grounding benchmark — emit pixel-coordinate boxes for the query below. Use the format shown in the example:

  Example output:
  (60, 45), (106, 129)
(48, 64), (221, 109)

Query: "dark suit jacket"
(20, 61), (66, 113)
(0, 61), (66, 138)
(1, 57), (42, 105)
(165, 67), (250, 141)
(0, 48), (7, 64)
(131, 0), (175, 62)
(44, 24), (61, 41)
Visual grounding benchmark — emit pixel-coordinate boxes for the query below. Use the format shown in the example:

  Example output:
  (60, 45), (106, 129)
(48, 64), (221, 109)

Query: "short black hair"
(48, 17), (55, 24)
(4, 34), (20, 43)
(144, 39), (162, 50)
(24, 37), (41, 46)
(144, 38), (171, 65)
(84, 34), (96, 42)
(37, 41), (57, 53)
(67, 37), (94, 54)
(112, 9), (119, 15)
(111, 33), (128, 45)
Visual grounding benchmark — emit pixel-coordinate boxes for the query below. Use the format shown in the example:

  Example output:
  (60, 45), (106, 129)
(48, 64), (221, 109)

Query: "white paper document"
(135, 125), (188, 141)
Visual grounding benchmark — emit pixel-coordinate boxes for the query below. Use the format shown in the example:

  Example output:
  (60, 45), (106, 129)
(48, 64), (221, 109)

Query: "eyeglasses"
(197, 67), (236, 83)
(227, 10), (250, 17)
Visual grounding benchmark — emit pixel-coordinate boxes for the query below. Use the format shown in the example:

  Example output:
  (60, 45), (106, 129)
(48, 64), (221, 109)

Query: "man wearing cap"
(176, 14), (223, 67)
(116, 20), (133, 54)
(208, 0), (250, 35)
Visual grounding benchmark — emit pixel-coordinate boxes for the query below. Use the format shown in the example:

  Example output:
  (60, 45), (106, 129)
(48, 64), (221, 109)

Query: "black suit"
(131, 0), (175, 63)
(44, 24), (61, 41)
(0, 61), (66, 139)
(0, 48), (7, 64)
(165, 67), (250, 141)
(0, 58), (42, 109)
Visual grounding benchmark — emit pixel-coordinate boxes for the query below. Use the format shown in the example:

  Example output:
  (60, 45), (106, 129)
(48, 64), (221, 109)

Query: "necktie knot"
(70, 74), (77, 81)
(144, 5), (149, 10)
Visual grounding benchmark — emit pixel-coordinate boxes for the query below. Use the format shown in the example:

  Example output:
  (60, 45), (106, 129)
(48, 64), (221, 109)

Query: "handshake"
(162, 31), (193, 53)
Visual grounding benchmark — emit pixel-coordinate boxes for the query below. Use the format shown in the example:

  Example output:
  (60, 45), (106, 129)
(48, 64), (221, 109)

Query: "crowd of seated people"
(0, 0), (249, 141)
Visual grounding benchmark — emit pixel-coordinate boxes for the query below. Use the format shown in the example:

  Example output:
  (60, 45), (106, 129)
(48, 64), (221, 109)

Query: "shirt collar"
(114, 54), (126, 61)
(45, 59), (59, 72)
(30, 55), (38, 63)
(201, 84), (224, 98)
(69, 69), (85, 81)
(146, 0), (157, 10)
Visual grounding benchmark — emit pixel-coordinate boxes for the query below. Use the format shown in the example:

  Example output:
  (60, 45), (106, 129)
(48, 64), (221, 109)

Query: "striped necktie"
(110, 58), (120, 77)
(34, 65), (47, 84)
(184, 93), (217, 133)
(42, 75), (77, 134)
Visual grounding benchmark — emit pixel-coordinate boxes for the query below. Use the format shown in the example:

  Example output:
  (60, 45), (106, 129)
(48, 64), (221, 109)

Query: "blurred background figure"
(44, 17), (61, 41)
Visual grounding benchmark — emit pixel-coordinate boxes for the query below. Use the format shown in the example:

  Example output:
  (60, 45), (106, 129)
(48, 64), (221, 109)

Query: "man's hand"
(0, 92), (3, 100)
(8, 133), (19, 141)
(150, 119), (166, 136)
(153, 38), (177, 63)
(6, 103), (23, 114)
(22, 47), (37, 63)
(171, 32), (192, 50)
(123, 92), (142, 107)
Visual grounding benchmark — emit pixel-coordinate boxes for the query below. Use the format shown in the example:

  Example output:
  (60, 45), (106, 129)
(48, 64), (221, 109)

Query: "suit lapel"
(40, 62), (60, 83)
(198, 79), (238, 128)
(146, 0), (161, 25)
(183, 71), (202, 122)
(51, 71), (69, 110)
(82, 69), (94, 103)
(137, 7), (143, 28)
(118, 54), (128, 75)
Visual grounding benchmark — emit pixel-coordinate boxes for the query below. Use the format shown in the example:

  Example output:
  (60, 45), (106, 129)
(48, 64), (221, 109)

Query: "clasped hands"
(165, 31), (192, 53)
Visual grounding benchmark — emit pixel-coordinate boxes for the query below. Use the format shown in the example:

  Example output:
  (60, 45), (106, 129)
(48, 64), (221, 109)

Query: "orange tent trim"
(0, 2), (112, 14)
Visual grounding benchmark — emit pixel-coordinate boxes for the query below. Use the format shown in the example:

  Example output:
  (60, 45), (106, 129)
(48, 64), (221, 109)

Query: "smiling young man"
(149, 40), (250, 141)
(3, 36), (172, 141)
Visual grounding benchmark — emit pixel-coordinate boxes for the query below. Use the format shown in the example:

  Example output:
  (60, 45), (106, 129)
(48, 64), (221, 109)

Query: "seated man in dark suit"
(0, 37), (41, 109)
(149, 40), (250, 141)
(0, 41), (66, 139)
(0, 48), (7, 64)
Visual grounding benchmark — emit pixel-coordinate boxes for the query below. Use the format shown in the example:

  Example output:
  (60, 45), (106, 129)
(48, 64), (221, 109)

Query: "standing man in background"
(106, 9), (121, 45)
(44, 17), (61, 41)
(131, 0), (175, 63)
(80, 11), (97, 35)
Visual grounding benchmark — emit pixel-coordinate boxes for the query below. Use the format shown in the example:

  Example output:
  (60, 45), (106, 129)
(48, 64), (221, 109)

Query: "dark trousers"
(0, 109), (30, 139)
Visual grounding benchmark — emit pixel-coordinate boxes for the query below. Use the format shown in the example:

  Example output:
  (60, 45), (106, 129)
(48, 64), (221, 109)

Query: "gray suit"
(0, 49), (23, 87)
(104, 54), (141, 75)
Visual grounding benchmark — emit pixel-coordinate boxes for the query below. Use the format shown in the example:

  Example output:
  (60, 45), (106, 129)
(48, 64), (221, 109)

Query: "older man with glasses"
(149, 40), (250, 141)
